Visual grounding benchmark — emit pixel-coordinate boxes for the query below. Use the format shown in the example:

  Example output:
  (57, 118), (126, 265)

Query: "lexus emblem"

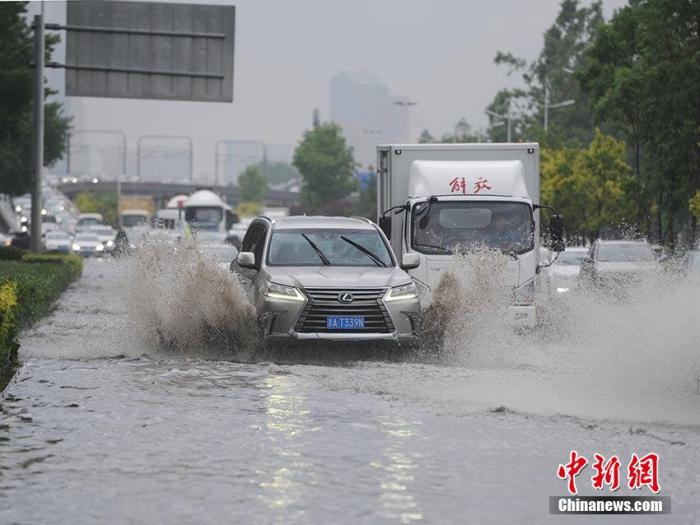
(338, 293), (354, 304)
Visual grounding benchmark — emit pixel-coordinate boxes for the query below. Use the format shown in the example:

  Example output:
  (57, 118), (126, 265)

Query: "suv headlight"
(512, 278), (534, 305)
(384, 283), (418, 302)
(263, 281), (305, 302)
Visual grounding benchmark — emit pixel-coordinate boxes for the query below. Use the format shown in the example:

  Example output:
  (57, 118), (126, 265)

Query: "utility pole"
(485, 105), (514, 142)
(541, 69), (575, 132)
(30, 12), (45, 252)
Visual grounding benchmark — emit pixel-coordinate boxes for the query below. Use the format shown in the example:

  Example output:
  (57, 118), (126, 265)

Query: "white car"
(548, 247), (589, 294)
(44, 230), (73, 253)
(72, 232), (105, 257)
(89, 225), (117, 251)
(76, 213), (104, 231)
(198, 242), (239, 270)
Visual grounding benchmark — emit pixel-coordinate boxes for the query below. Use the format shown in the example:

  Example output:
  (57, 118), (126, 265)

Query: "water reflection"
(257, 373), (316, 521)
(372, 414), (423, 523)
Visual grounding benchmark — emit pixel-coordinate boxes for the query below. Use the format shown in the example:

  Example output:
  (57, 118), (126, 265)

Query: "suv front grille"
(295, 287), (394, 333)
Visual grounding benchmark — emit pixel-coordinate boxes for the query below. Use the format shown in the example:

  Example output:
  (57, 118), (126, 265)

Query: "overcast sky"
(32, 0), (627, 181)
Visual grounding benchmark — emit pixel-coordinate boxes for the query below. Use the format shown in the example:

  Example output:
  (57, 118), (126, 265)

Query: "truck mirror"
(549, 214), (565, 252)
(401, 252), (420, 270)
(379, 215), (392, 239)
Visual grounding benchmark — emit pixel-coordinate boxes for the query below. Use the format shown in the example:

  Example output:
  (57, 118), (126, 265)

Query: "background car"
(198, 242), (239, 270)
(72, 232), (104, 257)
(547, 246), (588, 294)
(76, 213), (104, 231)
(579, 239), (658, 290)
(89, 225), (117, 252)
(44, 230), (73, 253)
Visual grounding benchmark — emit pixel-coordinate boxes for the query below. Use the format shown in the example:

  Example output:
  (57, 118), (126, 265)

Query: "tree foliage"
(73, 192), (118, 227)
(580, 0), (700, 246)
(293, 122), (357, 210)
(352, 172), (377, 220)
(254, 161), (300, 187)
(0, 2), (70, 196)
(487, 0), (604, 144)
(238, 164), (267, 203)
(542, 130), (633, 242)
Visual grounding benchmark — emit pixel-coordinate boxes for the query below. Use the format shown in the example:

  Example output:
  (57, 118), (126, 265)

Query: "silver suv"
(230, 216), (420, 346)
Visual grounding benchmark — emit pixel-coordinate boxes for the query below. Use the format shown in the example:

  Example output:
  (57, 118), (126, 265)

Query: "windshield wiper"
(414, 242), (450, 254)
(301, 233), (330, 265)
(340, 236), (387, 267)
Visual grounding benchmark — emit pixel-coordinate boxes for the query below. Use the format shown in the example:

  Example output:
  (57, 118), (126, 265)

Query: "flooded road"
(1, 259), (699, 524)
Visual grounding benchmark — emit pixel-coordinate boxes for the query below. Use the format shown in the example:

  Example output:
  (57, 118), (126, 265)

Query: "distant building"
(330, 71), (409, 169)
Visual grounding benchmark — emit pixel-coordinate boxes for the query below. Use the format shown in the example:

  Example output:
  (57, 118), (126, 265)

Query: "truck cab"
(376, 144), (564, 327)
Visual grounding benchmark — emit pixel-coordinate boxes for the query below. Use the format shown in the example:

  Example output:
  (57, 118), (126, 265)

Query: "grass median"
(0, 248), (83, 390)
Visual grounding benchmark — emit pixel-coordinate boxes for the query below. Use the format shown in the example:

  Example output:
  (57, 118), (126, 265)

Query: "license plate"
(326, 316), (365, 329)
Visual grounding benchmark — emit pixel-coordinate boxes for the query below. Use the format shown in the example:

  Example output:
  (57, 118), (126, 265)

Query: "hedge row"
(0, 248), (83, 388)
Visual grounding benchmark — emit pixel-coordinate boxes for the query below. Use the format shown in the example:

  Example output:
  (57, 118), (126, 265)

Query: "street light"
(66, 129), (127, 228)
(485, 106), (517, 142)
(539, 68), (576, 132)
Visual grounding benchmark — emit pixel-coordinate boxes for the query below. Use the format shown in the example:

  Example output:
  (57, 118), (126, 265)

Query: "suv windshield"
(267, 229), (393, 267)
(412, 201), (534, 255)
(597, 243), (656, 262)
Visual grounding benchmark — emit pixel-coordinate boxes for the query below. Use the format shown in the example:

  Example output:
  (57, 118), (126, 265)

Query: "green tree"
(352, 172), (377, 220)
(542, 130), (633, 242)
(73, 192), (118, 226)
(580, 0), (700, 246)
(293, 122), (356, 210)
(238, 164), (267, 203)
(690, 190), (700, 221)
(256, 161), (300, 186)
(0, 2), (70, 195)
(487, 0), (604, 144)
(418, 130), (435, 143)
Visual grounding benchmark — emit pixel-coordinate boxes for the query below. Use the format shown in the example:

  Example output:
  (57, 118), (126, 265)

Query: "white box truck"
(376, 143), (564, 327)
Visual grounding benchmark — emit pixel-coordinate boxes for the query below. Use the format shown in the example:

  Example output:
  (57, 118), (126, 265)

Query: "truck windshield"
(267, 229), (394, 267)
(412, 201), (534, 255)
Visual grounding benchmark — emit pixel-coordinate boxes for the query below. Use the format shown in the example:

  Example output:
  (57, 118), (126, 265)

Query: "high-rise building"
(330, 71), (409, 169)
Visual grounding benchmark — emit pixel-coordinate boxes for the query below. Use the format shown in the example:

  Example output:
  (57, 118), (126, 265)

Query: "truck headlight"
(512, 278), (535, 305)
(96, 244), (104, 251)
(263, 281), (305, 302)
(106, 240), (114, 248)
(72, 243), (81, 251)
(384, 283), (418, 302)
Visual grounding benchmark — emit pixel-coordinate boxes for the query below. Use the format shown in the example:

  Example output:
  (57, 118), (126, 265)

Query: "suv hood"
(266, 266), (410, 290)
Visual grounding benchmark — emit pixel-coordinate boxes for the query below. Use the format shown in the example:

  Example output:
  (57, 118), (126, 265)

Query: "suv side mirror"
(549, 214), (565, 252)
(378, 215), (391, 240)
(401, 252), (420, 270)
(237, 251), (257, 270)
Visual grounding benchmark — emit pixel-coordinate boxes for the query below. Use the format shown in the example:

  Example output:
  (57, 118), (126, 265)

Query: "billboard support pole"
(30, 13), (45, 253)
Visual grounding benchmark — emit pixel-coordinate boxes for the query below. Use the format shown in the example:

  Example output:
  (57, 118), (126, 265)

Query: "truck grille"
(295, 287), (395, 333)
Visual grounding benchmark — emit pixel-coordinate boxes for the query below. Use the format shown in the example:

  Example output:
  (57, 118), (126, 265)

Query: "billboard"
(65, 1), (235, 102)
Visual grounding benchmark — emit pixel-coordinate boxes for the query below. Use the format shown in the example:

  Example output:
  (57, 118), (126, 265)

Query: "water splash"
(422, 247), (700, 424)
(420, 247), (515, 365)
(122, 236), (258, 358)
